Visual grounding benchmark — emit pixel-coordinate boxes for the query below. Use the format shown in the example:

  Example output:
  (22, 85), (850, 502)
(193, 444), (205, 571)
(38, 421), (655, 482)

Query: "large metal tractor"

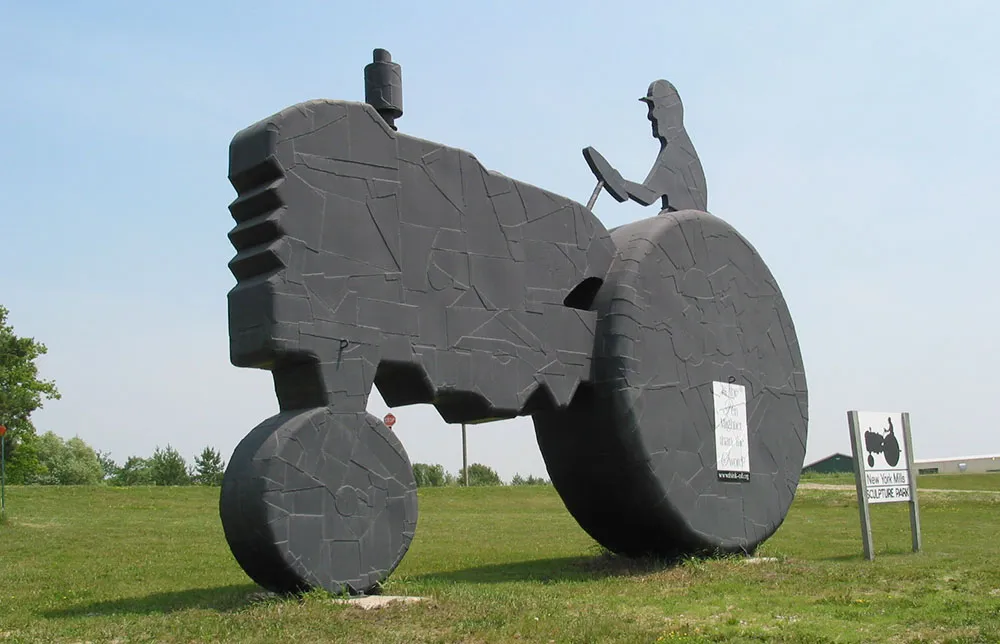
(218, 49), (808, 595)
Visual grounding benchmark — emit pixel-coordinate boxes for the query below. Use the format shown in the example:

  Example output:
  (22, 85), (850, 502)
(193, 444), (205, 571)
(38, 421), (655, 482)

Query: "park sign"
(847, 411), (922, 560)
(856, 412), (911, 503)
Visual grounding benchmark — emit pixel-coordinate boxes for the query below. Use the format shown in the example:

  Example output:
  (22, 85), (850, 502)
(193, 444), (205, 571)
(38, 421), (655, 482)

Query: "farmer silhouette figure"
(583, 80), (708, 212)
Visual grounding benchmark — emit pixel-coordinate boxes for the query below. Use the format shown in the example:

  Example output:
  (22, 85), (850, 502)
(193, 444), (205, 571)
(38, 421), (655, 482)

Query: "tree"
(412, 463), (447, 487)
(459, 463), (503, 486)
(0, 305), (61, 484)
(149, 445), (191, 486)
(29, 432), (104, 485)
(511, 473), (550, 486)
(59, 436), (104, 485)
(5, 433), (41, 485)
(96, 451), (119, 482)
(112, 456), (154, 486)
(64, 436), (104, 485)
(27, 432), (64, 485)
(193, 447), (225, 486)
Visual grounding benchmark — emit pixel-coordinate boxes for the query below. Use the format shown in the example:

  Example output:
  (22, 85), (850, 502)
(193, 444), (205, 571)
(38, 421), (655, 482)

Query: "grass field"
(1, 476), (999, 643)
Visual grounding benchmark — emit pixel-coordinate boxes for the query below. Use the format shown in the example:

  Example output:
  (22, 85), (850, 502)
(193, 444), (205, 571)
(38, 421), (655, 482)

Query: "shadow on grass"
(410, 552), (691, 585)
(41, 583), (268, 618)
(822, 553), (869, 562)
(821, 547), (919, 562)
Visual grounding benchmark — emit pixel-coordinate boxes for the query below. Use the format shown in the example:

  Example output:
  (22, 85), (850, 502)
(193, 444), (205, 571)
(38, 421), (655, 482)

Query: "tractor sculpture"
(219, 49), (809, 595)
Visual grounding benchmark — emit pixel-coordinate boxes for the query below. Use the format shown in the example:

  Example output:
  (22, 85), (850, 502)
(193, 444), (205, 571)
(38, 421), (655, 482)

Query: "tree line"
(5, 431), (226, 487)
(412, 462), (549, 487)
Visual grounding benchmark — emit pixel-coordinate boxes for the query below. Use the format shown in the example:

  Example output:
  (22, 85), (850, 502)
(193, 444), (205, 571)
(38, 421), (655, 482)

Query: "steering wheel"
(583, 147), (630, 203)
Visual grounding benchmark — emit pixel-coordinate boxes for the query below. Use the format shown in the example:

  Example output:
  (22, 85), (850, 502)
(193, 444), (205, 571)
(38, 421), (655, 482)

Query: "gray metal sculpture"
(219, 48), (808, 595)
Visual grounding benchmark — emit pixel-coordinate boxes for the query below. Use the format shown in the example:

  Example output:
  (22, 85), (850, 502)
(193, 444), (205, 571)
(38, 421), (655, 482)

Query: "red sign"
(0, 425), (6, 437)
(383, 413), (396, 428)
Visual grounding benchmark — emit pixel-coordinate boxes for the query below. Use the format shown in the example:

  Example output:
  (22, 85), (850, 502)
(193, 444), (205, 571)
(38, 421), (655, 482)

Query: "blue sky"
(3, 1), (999, 480)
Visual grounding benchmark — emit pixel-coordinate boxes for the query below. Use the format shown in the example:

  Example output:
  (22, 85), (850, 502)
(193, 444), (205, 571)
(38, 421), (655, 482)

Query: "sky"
(3, 1), (999, 481)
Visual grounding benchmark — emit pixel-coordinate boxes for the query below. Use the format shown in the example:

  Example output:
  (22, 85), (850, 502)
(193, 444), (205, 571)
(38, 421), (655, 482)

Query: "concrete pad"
(332, 595), (427, 610)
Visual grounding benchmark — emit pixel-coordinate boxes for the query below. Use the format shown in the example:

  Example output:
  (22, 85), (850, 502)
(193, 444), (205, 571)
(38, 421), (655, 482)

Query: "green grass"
(915, 473), (1000, 491)
(1, 485), (999, 643)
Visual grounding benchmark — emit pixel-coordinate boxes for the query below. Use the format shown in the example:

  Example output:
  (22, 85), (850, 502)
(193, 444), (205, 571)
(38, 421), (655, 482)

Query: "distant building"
(913, 454), (1000, 475)
(802, 452), (854, 474)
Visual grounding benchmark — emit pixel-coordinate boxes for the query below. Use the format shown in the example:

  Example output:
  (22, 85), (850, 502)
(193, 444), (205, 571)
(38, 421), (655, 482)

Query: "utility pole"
(462, 422), (469, 487)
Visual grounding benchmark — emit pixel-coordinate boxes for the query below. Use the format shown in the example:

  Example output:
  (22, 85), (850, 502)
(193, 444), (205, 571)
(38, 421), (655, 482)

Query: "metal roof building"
(913, 454), (1000, 475)
(802, 452), (854, 474)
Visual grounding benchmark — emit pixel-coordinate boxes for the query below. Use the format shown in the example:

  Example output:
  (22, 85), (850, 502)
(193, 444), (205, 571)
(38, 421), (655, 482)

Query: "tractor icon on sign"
(864, 416), (901, 468)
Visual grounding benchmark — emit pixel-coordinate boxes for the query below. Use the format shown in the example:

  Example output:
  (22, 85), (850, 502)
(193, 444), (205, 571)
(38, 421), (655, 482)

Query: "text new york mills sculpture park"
(219, 49), (809, 595)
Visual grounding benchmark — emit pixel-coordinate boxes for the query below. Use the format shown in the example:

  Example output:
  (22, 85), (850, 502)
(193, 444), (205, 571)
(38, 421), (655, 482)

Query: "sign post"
(462, 423), (468, 487)
(847, 411), (921, 560)
(901, 413), (922, 553)
(0, 425), (7, 518)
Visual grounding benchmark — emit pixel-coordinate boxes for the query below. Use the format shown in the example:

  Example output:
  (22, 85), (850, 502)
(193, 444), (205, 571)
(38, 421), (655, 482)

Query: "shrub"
(458, 463), (503, 486)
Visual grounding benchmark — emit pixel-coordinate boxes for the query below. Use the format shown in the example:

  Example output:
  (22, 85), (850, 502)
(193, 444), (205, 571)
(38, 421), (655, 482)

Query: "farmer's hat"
(639, 79), (680, 106)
